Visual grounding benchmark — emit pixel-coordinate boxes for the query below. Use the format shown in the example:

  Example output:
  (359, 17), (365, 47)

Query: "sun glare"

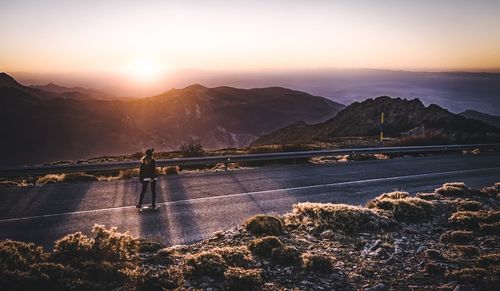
(128, 58), (162, 83)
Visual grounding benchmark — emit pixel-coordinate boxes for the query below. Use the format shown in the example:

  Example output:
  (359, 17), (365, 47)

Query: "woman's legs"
(138, 181), (149, 206)
(151, 180), (157, 207)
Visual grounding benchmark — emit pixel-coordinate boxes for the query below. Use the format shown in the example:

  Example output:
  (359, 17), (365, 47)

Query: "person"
(136, 148), (157, 209)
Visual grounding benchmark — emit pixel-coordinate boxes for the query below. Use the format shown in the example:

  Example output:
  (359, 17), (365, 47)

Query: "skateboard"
(138, 205), (159, 212)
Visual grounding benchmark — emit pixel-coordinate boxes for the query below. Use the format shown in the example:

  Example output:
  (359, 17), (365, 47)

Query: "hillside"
(30, 83), (115, 100)
(254, 96), (500, 145)
(460, 110), (500, 129)
(0, 73), (343, 166)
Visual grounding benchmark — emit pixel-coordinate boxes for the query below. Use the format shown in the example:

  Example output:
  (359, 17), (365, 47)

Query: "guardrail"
(1, 143), (499, 178)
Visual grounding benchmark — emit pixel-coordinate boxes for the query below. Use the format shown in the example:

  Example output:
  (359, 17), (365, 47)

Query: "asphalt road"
(0, 152), (498, 249)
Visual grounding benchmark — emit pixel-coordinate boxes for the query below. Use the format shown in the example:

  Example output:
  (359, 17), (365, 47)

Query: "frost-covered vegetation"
(0, 182), (498, 290)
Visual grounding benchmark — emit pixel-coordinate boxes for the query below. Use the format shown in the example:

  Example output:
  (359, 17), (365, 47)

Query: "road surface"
(0, 152), (498, 249)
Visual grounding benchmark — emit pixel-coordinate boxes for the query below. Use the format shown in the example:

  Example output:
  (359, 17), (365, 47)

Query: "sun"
(129, 58), (162, 82)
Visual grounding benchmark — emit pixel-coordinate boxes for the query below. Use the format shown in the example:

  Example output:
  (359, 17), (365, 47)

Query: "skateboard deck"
(139, 205), (159, 212)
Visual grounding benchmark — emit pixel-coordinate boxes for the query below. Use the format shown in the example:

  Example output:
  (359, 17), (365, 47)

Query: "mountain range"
(254, 96), (500, 145)
(0, 73), (343, 166)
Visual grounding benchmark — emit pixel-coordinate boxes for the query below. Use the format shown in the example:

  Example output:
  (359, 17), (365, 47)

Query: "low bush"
(301, 253), (333, 273)
(446, 268), (494, 287)
(448, 211), (500, 230)
(91, 225), (138, 262)
(0, 240), (48, 270)
(212, 246), (254, 267)
(424, 249), (444, 261)
(457, 200), (483, 211)
(285, 202), (393, 235)
(137, 239), (162, 253)
(479, 221), (500, 235)
(455, 245), (480, 257)
(149, 248), (174, 265)
(415, 192), (443, 201)
(435, 182), (470, 196)
(244, 214), (283, 236)
(248, 236), (284, 258)
(36, 174), (65, 184)
(53, 232), (94, 263)
(185, 251), (226, 279)
(224, 267), (262, 291)
(118, 168), (140, 179)
(480, 182), (499, 197)
(440, 230), (474, 245)
(161, 166), (180, 175)
(477, 253), (500, 267)
(62, 173), (98, 183)
(271, 246), (301, 266)
(366, 195), (435, 222)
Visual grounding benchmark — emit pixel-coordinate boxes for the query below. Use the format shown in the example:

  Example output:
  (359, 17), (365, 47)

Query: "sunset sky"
(1, 0), (500, 80)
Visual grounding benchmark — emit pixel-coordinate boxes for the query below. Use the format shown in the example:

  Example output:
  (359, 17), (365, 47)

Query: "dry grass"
(244, 214), (283, 236)
(248, 236), (284, 258)
(440, 230), (475, 245)
(448, 210), (500, 231)
(185, 251), (226, 279)
(366, 192), (435, 222)
(224, 267), (262, 291)
(285, 202), (393, 235)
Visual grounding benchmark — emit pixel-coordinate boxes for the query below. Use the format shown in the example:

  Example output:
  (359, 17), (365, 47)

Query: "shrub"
(448, 211), (500, 230)
(377, 191), (410, 200)
(271, 246), (301, 266)
(162, 166), (179, 175)
(53, 232), (94, 263)
(455, 246), (480, 257)
(435, 182), (469, 196)
(181, 139), (204, 157)
(244, 214), (283, 236)
(479, 222), (500, 235)
(366, 196), (435, 222)
(424, 249), (444, 260)
(446, 268), (493, 286)
(149, 248), (174, 265)
(301, 253), (333, 273)
(477, 253), (500, 267)
(185, 251), (226, 279)
(480, 183), (499, 197)
(36, 174), (65, 184)
(62, 173), (98, 183)
(347, 154), (378, 161)
(440, 230), (474, 245)
(457, 200), (483, 211)
(424, 262), (445, 275)
(118, 168), (140, 179)
(137, 268), (181, 291)
(415, 192), (443, 201)
(224, 267), (262, 291)
(212, 246), (254, 267)
(137, 239), (162, 253)
(0, 240), (48, 270)
(285, 203), (393, 234)
(248, 236), (284, 258)
(91, 225), (138, 262)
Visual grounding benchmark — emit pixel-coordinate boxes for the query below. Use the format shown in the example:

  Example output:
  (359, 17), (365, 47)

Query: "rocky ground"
(0, 182), (498, 290)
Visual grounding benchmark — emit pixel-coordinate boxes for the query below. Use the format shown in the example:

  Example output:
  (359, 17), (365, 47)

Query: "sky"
(1, 0), (500, 83)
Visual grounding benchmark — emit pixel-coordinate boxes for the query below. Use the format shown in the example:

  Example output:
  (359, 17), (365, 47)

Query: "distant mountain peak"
(183, 84), (207, 90)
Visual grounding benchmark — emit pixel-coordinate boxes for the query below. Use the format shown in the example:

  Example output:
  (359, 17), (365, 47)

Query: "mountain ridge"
(0, 73), (344, 166)
(254, 96), (500, 145)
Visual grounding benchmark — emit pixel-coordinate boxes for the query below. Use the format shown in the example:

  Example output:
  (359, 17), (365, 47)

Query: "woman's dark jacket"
(139, 158), (157, 181)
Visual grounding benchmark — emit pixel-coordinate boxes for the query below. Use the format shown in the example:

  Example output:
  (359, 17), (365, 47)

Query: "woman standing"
(136, 148), (157, 209)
